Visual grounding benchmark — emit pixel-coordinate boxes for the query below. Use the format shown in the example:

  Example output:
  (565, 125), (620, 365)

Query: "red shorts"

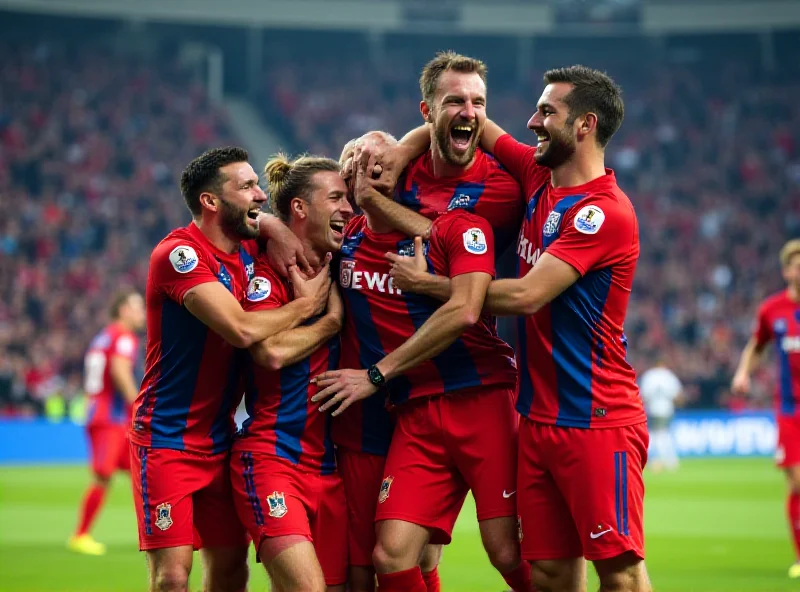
(517, 418), (648, 562)
(337, 447), (386, 567)
(230, 452), (347, 586)
(375, 388), (518, 545)
(777, 415), (800, 468)
(87, 424), (130, 478)
(130, 444), (248, 551)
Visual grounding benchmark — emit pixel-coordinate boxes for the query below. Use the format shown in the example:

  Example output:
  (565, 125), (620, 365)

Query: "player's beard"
(434, 114), (480, 167)
(534, 123), (577, 169)
(219, 197), (259, 240)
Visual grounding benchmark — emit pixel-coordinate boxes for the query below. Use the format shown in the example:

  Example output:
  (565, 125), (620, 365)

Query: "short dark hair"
(420, 50), (488, 106)
(109, 288), (138, 320)
(264, 153), (340, 222)
(180, 146), (250, 216)
(543, 65), (624, 148)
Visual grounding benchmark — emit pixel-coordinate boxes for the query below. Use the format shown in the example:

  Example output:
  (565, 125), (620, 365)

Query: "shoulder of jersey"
(344, 214), (367, 235)
(154, 230), (203, 274)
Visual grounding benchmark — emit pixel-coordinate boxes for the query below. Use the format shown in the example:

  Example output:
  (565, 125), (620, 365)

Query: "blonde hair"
(780, 239), (800, 268)
(264, 153), (340, 222)
(419, 50), (487, 106)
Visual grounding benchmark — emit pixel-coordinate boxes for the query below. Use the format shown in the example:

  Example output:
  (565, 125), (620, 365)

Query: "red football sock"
(789, 492), (800, 561)
(502, 561), (532, 592)
(422, 567), (441, 592)
(377, 567), (427, 592)
(76, 484), (107, 536)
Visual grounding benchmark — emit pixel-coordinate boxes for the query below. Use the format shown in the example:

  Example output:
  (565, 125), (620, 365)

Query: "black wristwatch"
(367, 364), (386, 388)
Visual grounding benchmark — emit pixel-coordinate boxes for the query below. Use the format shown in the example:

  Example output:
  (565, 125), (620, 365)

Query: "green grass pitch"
(0, 458), (792, 591)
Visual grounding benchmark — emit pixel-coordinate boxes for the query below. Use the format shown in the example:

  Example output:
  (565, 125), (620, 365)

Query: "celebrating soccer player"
(314, 52), (531, 592)
(68, 288), (145, 556)
(129, 147), (330, 592)
(733, 238), (800, 579)
(230, 153), (352, 592)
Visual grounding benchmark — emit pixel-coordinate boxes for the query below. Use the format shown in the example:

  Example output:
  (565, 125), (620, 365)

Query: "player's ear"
(420, 101), (432, 123)
(199, 191), (218, 212)
(578, 112), (598, 139)
(291, 196), (307, 220)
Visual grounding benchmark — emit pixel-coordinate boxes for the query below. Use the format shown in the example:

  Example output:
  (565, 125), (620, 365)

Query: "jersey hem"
(518, 413), (648, 429)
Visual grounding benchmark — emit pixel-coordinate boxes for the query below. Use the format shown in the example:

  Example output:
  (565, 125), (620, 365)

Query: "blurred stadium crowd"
(1, 32), (799, 416)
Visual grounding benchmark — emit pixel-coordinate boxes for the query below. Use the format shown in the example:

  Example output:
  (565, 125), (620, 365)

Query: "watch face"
(369, 366), (384, 385)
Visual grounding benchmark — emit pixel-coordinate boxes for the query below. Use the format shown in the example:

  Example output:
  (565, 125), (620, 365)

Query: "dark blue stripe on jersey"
(322, 338), (340, 475)
(396, 238), (480, 400)
(525, 184), (547, 222)
(274, 356), (311, 465)
(396, 181), (422, 211)
(542, 194), (585, 250)
(239, 247), (255, 282)
(342, 286), (397, 456)
(216, 262), (233, 291)
(447, 182), (485, 213)
(515, 254), (535, 417)
(551, 268), (613, 427)
(139, 446), (152, 535)
(776, 330), (795, 415)
(614, 452), (621, 535)
(208, 349), (245, 453)
(149, 299), (209, 449)
(622, 451), (629, 535)
(241, 452), (264, 526)
(239, 360), (259, 435)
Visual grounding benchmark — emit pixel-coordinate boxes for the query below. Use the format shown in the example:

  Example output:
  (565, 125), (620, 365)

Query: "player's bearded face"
(533, 119), (577, 169)
(219, 196), (260, 240)
(433, 105), (483, 168)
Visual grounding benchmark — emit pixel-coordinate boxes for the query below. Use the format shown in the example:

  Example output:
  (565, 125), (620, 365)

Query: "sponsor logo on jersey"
(155, 503), (173, 531)
(378, 476), (394, 504)
(590, 523), (613, 539)
(247, 277), (271, 302)
(267, 491), (288, 518)
(573, 205), (605, 235)
(517, 234), (542, 267)
(169, 245), (199, 273)
(463, 228), (488, 254)
(774, 318), (788, 334)
(542, 211), (562, 237)
(448, 193), (474, 211)
(340, 260), (401, 295)
(782, 335), (800, 353)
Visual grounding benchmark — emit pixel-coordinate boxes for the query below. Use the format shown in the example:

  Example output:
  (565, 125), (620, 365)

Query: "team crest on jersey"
(155, 503), (173, 531)
(463, 228), (487, 255)
(448, 193), (473, 211)
(267, 491), (288, 518)
(542, 211), (562, 237)
(340, 259), (356, 289)
(247, 276), (272, 302)
(169, 245), (199, 273)
(774, 318), (788, 334)
(378, 476), (394, 504)
(573, 205), (605, 235)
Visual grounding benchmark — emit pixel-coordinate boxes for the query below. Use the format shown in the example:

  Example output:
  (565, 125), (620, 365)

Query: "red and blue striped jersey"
(397, 148), (524, 251)
(754, 290), (800, 417)
(332, 211), (518, 455)
(131, 222), (256, 453)
(494, 134), (645, 428)
(85, 323), (141, 427)
(232, 256), (339, 475)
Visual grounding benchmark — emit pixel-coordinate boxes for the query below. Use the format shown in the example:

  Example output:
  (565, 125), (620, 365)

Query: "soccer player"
(374, 66), (651, 591)
(640, 361), (683, 472)
(230, 153), (352, 592)
(129, 146), (331, 592)
(732, 238), (800, 578)
(68, 288), (145, 556)
(331, 52), (530, 592)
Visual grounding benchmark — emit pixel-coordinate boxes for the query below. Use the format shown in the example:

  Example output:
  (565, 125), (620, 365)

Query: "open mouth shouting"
(450, 121), (476, 154)
(246, 207), (262, 227)
(329, 218), (345, 241)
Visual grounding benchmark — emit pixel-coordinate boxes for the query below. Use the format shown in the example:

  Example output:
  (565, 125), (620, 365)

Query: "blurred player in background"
(732, 238), (800, 579)
(639, 361), (683, 472)
(333, 52), (529, 592)
(68, 288), (145, 556)
(230, 153), (351, 592)
(129, 146), (330, 592)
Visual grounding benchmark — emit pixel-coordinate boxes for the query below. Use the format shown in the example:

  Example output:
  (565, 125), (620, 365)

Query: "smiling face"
(293, 171), (353, 254)
(215, 161), (267, 239)
(422, 70), (487, 168)
(526, 82), (580, 170)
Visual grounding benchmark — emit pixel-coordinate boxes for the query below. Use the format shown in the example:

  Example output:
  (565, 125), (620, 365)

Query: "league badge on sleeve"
(247, 277), (272, 302)
(463, 228), (488, 255)
(573, 205), (605, 235)
(155, 503), (173, 531)
(267, 491), (288, 518)
(169, 245), (199, 273)
(378, 476), (394, 504)
(340, 259), (356, 289)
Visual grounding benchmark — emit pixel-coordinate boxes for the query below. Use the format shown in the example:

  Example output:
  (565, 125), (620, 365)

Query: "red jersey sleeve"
(112, 333), (138, 361)
(547, 197), (636, 276)
(434, 213), (496, 279)
(150, 239), (220, 305)
(753, 301), (774, 347)
(493, 134), (538, 186)
(242, 258), (290, 312)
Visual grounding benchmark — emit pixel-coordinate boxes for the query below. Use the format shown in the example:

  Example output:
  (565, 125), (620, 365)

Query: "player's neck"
(788, 285), (800, 302)
(194, 218), (240, 254)
(550, 150), (607, 189)
(429, 144), (474, 179)
(364, 210), (392, 234)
